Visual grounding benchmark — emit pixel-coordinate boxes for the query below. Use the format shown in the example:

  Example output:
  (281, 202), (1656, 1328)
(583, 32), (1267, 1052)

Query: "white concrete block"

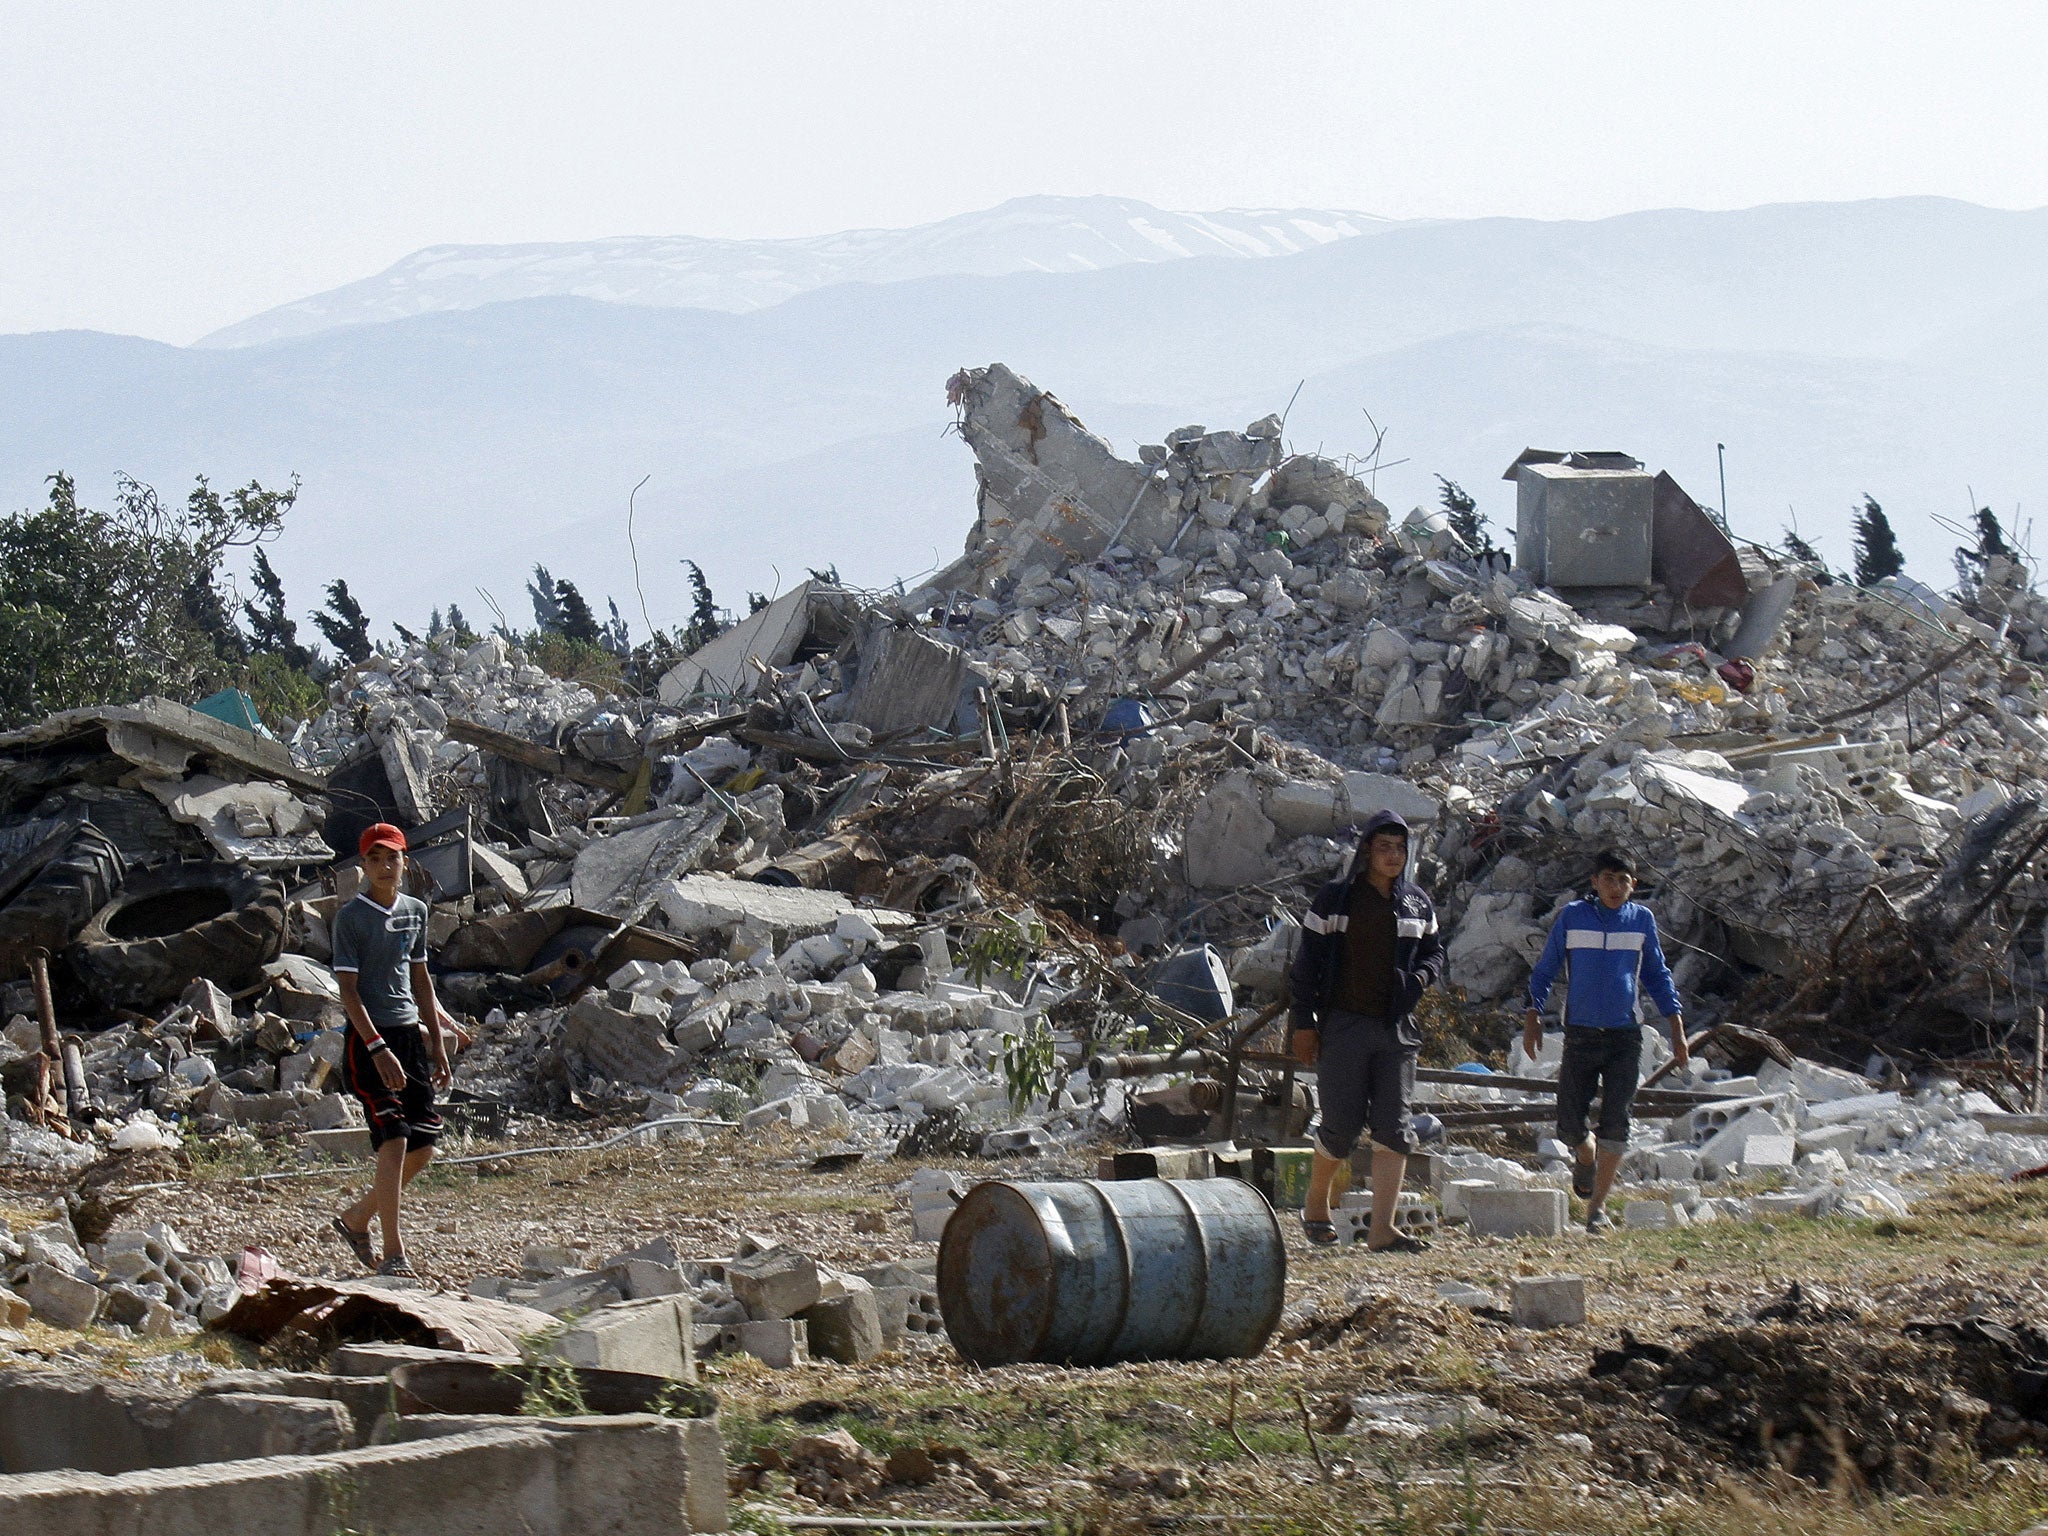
(1510, 1274), (1586, 1329)
(1464, 1186), (1567, 1239)
(1739, 1135), (1797, 1174)
(1623, 1200), (1688, 1230)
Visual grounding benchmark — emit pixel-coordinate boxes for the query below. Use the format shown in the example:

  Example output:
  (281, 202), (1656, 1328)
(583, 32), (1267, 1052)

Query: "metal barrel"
(937, 1177), (1285, 1367)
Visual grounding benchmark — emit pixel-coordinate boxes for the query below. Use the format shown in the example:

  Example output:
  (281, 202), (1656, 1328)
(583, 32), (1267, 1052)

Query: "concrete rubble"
(8, 359), (2048, 1360)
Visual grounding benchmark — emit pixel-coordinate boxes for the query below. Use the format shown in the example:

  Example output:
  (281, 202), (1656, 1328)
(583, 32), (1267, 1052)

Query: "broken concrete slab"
(25, 1264), (102, 1330)
(659, 580), (817, 704)
(572, 805), (725, 915)
(1463, 1187), (1568, 1239)
(657, 874), (915, 946)
(563, 995), (686, 1088)
(846, 625), (971, 736)
(944, 363), (1180, 587)
(737, 1317), (808, 1369)
(1184, 770), (1275, 889)
(728, 1247), (822, 1321)
(548, 1296), (695, 1380)
(1342, 771), (1442, 826)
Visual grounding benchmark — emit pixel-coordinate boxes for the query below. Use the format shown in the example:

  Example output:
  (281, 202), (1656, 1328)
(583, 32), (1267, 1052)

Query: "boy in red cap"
(330, 823), (451, 1277)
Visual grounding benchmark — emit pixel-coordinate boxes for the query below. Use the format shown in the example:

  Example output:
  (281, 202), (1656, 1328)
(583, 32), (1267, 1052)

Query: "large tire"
(0, 823), (125, 977)
(70, 862), (286, 1009)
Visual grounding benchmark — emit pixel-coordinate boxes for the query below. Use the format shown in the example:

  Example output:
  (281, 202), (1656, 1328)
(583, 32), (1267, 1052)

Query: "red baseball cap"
(359, 823), (408, 856)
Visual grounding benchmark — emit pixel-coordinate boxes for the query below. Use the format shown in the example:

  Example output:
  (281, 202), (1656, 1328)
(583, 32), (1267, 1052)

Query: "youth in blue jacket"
(1522, 850), (1689, 1235)
(1525, 895), (1682, 1028)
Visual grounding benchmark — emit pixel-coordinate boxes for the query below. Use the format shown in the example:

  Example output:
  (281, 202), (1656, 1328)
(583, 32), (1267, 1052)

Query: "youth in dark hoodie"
(1288, 809), (1445, 1249)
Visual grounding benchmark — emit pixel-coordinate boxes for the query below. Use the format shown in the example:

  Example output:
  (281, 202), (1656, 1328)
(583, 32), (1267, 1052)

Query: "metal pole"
(28, 947), (59, 1061)
(1716, 443), (1729, 534)
(2034, 1005), (2044, 1113)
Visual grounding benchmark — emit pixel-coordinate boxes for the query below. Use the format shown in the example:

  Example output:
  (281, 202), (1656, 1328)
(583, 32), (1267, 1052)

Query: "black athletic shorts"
(342, 1025), (443, 1152)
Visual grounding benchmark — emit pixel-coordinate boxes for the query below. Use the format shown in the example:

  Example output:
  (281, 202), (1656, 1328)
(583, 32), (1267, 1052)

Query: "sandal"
(1366, 1235), (1431, 1255)
(330, 1216), (375, 1269)
(376, 1252), (418, 1279)
(1302, 1218), (1340, 1247)
(1571, 1161), (1596, 1200)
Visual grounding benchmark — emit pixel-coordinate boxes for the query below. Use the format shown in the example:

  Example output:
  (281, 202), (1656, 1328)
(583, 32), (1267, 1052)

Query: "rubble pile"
(8, 358), (2048, 1301)
(0, 1208), (236, 1337)
(477, 1228), (944, 1370)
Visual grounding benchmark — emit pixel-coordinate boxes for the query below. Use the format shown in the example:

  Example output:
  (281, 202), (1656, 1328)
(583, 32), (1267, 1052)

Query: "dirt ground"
(8, 1124), (2048, 1535)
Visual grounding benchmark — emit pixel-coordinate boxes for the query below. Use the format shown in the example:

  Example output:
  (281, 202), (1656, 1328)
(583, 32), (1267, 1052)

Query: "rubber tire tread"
(70, 861), (287, 1008)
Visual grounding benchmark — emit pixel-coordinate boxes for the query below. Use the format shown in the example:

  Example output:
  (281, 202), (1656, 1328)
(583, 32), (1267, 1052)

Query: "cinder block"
(1740, 1135), (1797, 1174)
(1463, 1187), (1567, 1239)
(604, 1258), (686, 1300)
(1111, 1148), (1213, 1180)
(1510, 1274), (1587, 1329)
(1440, 1178), (1496, 1222)
(738, 1318), (809, 1369)
(1697, 1106), (1791, 1176)
(304, 1126), (373, 1159)
(1652, 1145), (1701, 1180)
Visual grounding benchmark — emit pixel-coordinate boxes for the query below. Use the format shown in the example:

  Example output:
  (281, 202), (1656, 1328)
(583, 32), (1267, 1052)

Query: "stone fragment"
(1342, 771), (1442, 825)
(563, 993), (683, 1086)
(1623, 1200), (1688, 1230)
(1739, 1135), (1797, 1174)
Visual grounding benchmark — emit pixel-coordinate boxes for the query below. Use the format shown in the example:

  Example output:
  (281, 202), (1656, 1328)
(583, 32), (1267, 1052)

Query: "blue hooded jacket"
(1288, 809), (1444, 1045)
(1527, 896), (1682, 1029)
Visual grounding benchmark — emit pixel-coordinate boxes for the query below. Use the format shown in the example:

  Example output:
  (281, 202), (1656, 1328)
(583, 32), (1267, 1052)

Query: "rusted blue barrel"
(937, 1177), (1285, 1366)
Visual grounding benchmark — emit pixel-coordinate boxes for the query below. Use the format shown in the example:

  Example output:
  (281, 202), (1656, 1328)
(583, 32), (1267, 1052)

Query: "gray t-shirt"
(331, 891), (430, 1028)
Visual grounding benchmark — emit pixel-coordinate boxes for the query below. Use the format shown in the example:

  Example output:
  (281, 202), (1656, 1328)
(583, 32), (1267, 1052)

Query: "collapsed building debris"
(8, 362), (2048, 1411)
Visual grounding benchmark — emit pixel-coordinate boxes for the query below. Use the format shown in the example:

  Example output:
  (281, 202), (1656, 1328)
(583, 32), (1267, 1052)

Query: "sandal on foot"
(330, 1216), (375, 1268)
(1302, 1218), (1340, 1247)
(1571, 1161), (1596, 1200)
(1366, 1235), (1431, 1255)
(376, 1252), (418, 1279)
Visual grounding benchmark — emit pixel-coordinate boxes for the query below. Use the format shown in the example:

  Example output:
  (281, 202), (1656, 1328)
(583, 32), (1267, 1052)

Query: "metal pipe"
(28, 947), (59, 1060)
(1088, 1049), (1220, 1082)
(60, 1038), (91, 1122)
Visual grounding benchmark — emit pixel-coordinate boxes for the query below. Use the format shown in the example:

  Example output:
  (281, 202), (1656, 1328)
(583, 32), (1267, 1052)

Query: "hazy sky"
(5, 1), (2047, 343)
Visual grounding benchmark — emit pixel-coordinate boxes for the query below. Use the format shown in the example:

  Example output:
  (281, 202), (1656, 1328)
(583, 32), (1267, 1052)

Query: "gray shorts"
(1557, 1025), (1642, 1153)
(1312, 1010), (1418, 1160)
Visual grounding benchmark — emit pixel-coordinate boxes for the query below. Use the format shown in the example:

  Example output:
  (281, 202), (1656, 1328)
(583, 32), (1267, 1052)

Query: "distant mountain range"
(2, 194), (2042, 638)
(198, 196), (1399, 348)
